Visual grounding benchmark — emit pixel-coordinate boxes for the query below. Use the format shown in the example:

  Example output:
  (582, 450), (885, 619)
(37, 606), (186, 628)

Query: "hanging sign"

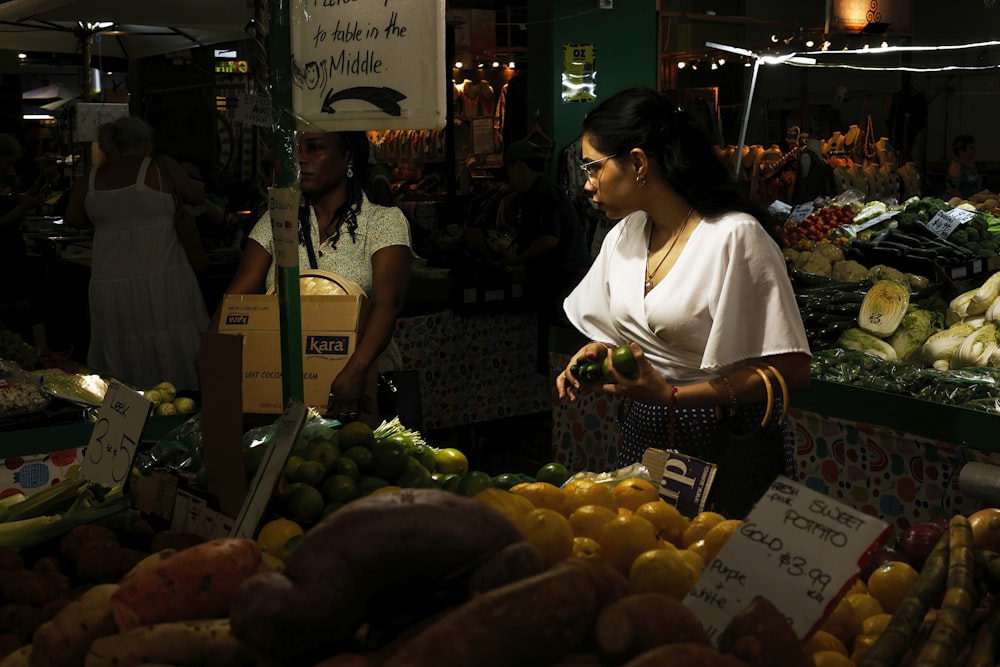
(683, 476), (890, 645)
(82, 382), (151, 486)
(290, 0), (447, 131)
(562, 43), (597, 103)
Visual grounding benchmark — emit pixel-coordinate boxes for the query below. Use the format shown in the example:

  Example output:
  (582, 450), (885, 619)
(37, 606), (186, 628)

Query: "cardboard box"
(217, 294), (375, 415)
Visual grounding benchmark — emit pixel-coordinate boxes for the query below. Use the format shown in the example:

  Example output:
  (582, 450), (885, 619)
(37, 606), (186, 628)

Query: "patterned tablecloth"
(548, 374), (1000, 530)
(394, 310), (552, 431)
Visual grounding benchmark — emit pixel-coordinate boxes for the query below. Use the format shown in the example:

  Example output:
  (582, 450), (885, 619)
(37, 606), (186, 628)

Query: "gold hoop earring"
(636, 174), (646, 186)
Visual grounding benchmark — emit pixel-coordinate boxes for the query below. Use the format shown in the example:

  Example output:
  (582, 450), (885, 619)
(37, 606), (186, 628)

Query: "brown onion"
(968, 508), (1000, 552)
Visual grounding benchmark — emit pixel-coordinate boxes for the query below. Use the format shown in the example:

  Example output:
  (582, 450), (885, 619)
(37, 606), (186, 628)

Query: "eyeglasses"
(578, 154), (616, 182)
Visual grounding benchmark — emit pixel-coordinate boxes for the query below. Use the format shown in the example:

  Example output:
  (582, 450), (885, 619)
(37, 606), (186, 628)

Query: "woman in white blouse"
(555, 87), (811, 518)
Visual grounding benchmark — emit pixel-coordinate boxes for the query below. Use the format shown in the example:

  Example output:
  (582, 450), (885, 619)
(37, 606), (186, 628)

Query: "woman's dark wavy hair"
(582, 87), (778, 235)
(320, 130), (370, 250)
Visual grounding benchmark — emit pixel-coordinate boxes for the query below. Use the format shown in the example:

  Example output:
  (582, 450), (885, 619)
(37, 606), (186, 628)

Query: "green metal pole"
(266, 0), (304, 405)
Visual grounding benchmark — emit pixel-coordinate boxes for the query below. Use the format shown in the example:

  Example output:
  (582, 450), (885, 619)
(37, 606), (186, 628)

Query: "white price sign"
(683, 477), (890, 645)
(789, 204), (815, 224)
(269, 187), (301, 269)
(851, 210), (899, 234)
(82, 382), (151, 485)
(927, 208), (975, 239)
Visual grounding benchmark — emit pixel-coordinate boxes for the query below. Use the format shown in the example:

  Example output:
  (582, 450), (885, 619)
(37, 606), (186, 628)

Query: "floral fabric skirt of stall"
(618, 399), (792, 519)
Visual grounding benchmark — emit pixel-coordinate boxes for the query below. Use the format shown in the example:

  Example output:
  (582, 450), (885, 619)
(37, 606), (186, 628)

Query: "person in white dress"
(555, 87), (812, 518)
(66, 117), (212, 391)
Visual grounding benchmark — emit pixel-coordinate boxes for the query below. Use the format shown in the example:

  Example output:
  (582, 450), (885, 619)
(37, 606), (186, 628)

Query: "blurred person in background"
(944, 134), (985, 201)
(0, 134), (41, 309)
(66, 117), (213, 391)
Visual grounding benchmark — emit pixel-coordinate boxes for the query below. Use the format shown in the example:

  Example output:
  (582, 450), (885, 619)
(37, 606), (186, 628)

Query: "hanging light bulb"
(711, 61), (718, 70)
(717, 57), (725, 65)
(454, 60), (463, 69)
(880, 40), (889, 48)
(492, 61), (499, 68)
(771, 33), (779, 43)
(508, 61), (516, 69)
(805, 39), (815, 48)
(677, 60), (687, 69)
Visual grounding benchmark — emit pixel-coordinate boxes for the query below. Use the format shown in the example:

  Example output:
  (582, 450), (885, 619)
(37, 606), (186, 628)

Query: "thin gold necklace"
(644, 207), (694, 295)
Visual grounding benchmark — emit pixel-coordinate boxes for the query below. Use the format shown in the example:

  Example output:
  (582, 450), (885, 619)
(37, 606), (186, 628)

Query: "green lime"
(307, 440), (341, 470)
(342, 446), (373, 473)
(458, 470), (494, 497)
(434, 448), (469, 476)
(396, 461), (434, 489)
(339, 421), (376, 450)
(283, 455), (306, 483)
(430, 472), (448, 487)
(291, 435), (311, 457)
(536, 462), (570, 487)
(492, 472), (523, 491)
(441, 474), (461, 492)
(284, 484), (325, 523)
(293, 460), (327, 487)
(331, 456), (361, 482)
(371, 440), (410, 481)
(383, 432), (415, 451)
(612, 344), (639, 379)
(321, 474), (361, 503)
(358, 476), (392, 495)
(410, 444), (438, 473)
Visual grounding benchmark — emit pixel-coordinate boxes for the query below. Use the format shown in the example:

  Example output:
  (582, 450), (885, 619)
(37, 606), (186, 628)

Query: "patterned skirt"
(617, 399), (794, 519)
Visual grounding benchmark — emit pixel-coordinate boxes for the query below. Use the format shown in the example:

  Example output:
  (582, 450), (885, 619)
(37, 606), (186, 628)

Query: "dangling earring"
(636, 174), (646, 186)
(347, 161), (354, 179)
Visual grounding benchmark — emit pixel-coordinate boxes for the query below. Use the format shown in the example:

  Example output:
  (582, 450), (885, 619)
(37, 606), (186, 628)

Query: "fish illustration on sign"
(321, 87), (406, 116)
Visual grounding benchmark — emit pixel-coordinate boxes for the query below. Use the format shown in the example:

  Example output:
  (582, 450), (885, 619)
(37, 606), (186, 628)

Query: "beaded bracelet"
(720, 374), (738, 416)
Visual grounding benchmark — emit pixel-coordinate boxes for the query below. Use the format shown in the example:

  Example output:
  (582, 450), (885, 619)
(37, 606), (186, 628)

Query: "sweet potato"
(3, 572), (63, 607)
(595, 592), (709, 663)
(84, 618), (254, 667)
(30, 583), (119, 667)
(230, 489), (529, 663)
(119, 549), (177, 583)
(621, 643), (751, 667)
(382, 560), (615, 667)
(59, 526), (117, 565)
(717, 596), (806, 667)
(30, 558), (61, 576)
(466, 540), (545, 595)
(111, 538), (260, 632)
(0, 548), (24, 572)
(0, 605), (40, 642)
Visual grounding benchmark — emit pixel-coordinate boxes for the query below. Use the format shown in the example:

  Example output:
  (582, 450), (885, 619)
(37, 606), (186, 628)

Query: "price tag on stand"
(788, 204), (815, 224)
(927, 207), (975, 239)
(230, 400), (308, 539)
(850, 210), (899, 234)
(768, 200), (793, 220)
(682, 476), (890, 645)
(82, 382), (151, 486)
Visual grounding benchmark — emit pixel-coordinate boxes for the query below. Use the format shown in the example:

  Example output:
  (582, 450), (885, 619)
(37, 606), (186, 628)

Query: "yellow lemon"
(866, 561), (918, 613)
(510, 481), (566, 514)
(681, 511), (727, 548)
(562, 479), (617, 515)
(612, 478), (660, 512)
(517, 508), (574, 567)
(568, 504), (618, 541)
(572, 536), (602, 560)
(628, 548), (697, 599)
(598, 513), (661, 576)
(633, 500), (688, 547)
(256, 518), (304, 558)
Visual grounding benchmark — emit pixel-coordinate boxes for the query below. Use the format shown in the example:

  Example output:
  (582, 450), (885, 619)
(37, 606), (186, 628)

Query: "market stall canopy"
(0, 0), (253, 59)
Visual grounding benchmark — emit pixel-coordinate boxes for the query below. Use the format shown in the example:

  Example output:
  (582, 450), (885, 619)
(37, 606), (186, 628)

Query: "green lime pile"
(274, 419), (499, 522)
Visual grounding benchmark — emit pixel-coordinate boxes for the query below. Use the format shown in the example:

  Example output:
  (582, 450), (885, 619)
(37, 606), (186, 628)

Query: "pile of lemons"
(473, 477), (743, 603)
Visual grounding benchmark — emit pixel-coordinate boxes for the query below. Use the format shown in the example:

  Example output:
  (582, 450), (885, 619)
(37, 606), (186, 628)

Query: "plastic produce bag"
(0, 359), (49, 418)
(134, 414), (203, 474)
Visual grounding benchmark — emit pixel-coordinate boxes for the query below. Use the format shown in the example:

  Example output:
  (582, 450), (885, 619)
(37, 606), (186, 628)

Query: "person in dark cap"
(498, 139), (590, 374)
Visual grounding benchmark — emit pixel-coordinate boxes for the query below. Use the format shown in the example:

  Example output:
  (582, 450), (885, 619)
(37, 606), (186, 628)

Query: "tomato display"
(776, 206), (856, 249)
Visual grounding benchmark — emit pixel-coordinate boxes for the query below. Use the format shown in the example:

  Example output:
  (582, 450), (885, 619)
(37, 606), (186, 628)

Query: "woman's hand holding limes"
(600, 342), (673, 405)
